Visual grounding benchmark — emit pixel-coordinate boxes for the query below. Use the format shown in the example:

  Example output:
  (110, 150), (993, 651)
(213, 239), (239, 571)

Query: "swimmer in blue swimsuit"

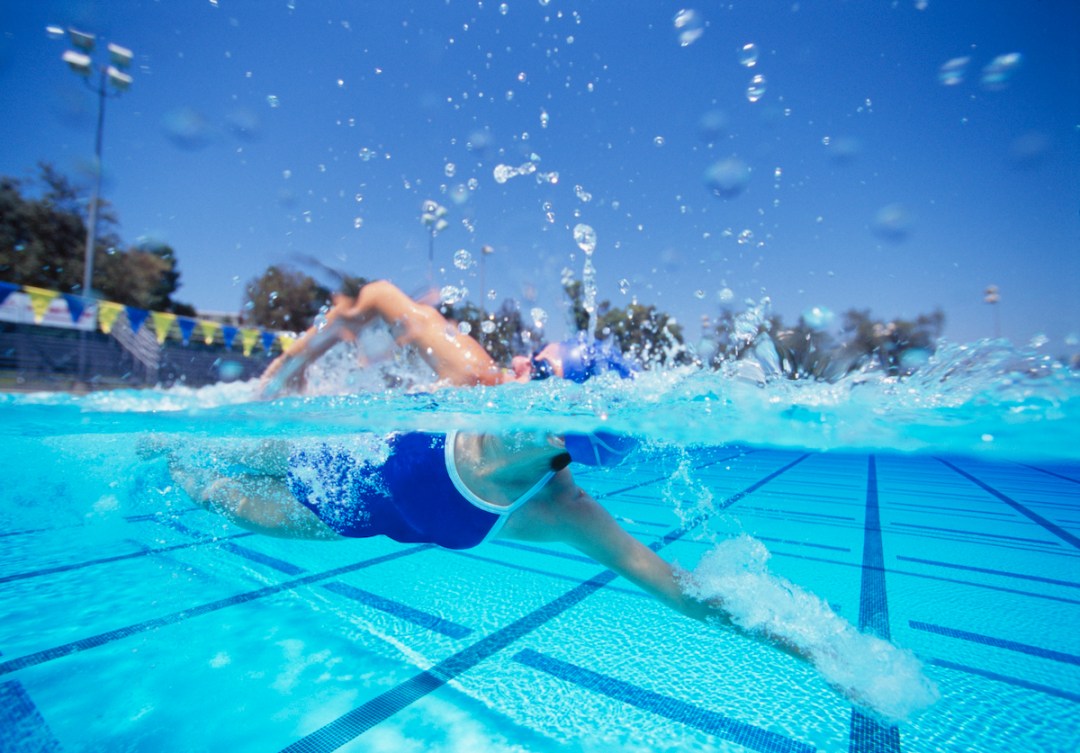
(260, 279), (634, 397)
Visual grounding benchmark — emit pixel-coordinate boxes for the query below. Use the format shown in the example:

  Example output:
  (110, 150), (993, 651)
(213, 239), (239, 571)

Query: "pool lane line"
(889, 521), (1062, 547)
(849, 455), (900, 753)
(0, 532), (256, 585)
(320, 582), (473, 639)
(909, 621), (1080, 666)
(928, 658), (1080, 704)
(0, 545), (433, 678)
(0, 651), (62, 753)
(1014, 462), (1080, 485)
(936, 458), (1080, 550)
(278, 451), (811, 753)
(512, 649), (815, 753)
(895, 555), (1080, 590)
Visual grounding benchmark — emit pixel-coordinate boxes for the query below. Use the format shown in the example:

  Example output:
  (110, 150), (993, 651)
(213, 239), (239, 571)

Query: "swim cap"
(564, 431), (638, 467)
(552, 339), (637, 383)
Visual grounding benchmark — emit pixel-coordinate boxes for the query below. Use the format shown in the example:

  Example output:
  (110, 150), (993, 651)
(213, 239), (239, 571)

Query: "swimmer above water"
(151, 426), (938, 722)
(259, 279), (634, 397)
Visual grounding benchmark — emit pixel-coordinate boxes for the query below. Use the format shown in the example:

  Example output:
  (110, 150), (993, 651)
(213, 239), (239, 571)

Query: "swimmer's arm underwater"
(498, 472), (815, 663)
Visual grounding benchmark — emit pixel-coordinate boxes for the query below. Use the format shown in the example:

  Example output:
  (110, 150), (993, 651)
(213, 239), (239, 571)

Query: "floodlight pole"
(82, 71), (108, 300)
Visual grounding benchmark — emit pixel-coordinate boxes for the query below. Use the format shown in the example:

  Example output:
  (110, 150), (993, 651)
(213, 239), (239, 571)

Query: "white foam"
(679, 535), (939, 723)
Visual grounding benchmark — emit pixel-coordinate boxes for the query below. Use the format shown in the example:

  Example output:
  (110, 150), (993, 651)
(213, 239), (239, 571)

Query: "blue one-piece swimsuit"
(285, 431), (554, 550)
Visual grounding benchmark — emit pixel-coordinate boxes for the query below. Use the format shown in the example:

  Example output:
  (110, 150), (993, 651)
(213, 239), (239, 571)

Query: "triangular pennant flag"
(125, 306), (149, 334)
(0, 281), (18, 307)
(240, 328), (260, 357)
(261, 330), (277, 354)
(278, 334), (296, 353)
(61, 294), (87, 324)
(200, 320), (221, 346)
(98, 301), (124, 334)
(23, 286), (59, 323)
(151, 311), (177, 344)
(222, 325), (238, 349)
(178, 317), (197, 346)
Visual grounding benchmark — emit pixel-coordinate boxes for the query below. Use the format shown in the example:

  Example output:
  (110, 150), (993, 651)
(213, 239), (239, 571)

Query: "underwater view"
(1, 1), (1078, 752)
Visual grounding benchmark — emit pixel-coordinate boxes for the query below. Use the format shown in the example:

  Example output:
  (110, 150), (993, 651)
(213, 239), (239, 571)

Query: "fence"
(0, 321), (271, 391)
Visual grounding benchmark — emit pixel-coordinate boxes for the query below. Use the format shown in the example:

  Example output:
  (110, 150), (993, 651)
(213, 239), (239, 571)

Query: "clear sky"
(1, 0), (1077, 350)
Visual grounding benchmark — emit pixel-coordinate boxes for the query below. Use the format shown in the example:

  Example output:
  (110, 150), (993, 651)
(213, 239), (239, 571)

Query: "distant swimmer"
(148, 427), (937, 722)
(259, 279), (635, 397)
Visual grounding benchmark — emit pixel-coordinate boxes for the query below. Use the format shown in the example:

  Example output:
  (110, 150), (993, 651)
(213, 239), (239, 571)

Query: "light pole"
(60, 28), (134, 300)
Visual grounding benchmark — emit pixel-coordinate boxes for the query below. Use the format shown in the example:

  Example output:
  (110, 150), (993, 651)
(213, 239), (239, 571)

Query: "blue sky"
(1, 0), (1077, 350)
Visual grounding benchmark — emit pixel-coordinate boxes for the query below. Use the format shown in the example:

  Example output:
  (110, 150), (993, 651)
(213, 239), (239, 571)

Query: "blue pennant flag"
(61, 294), (86, 324)
(221, 325), (238, 349)
(0, 281), (17, 307)
(178, 317), (197, 346)
(125, 306), (149, 334)
(261, 331), (276, 354)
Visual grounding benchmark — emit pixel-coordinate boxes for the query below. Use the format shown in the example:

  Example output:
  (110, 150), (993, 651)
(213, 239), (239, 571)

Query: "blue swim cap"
(564, 431), (638, 467)
(554, 339), (637, 383)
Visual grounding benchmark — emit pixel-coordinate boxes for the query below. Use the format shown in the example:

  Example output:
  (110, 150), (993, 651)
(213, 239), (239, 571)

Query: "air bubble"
(444, 163), (456, 177)
(654, 136), (665, 147)
(266, 95), (280, 108)
(353, 217), (363, 229)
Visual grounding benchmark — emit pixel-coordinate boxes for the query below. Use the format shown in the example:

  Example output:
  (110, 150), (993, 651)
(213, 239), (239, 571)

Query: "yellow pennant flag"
(278, 334), (296, 353)
(199, 320), (220, 345)
(98, 301), (124, 334)
(23, 286), (59, 323)
(150, 311), (177, 344)
(240, 328), (260, 357)
(240, 326), (261, 354)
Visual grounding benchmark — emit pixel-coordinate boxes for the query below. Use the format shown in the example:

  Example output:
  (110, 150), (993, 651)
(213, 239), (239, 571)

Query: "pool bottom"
(1, 446), (1078, 752)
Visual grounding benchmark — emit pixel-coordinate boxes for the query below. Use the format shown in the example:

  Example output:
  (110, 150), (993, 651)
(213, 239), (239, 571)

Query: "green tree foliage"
(561, 277), (689, 366)
(0, 163), (190, 311)
(244, 265), (331, 330)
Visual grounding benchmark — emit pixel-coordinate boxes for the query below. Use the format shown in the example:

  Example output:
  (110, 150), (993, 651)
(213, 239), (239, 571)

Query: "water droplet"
(480, 320), (496, 334)
(457, 321), (473, 336)
(574, 184), (592, 202)
(440, 285), (466, 305)
(540, 109), (550, 128)
(499, 3), (509, 15)
(517, 71), (527, 82)
(358, 147), (377, 161)
(530, 307), (548, 328)
(717, 288), (734, 302)
(738, 43), (759, 67)
(872, 203), (914, 241)
(353, 217), (363, 229)
(653, 136), (665, 147)
(746, 74), (767, 103)
(737, 229), (754, 245)
(703, 157), (751, 199)
(467, 177), (479, 190)
(355, 193), (364, 202)
(802, 306), (835, 329)
(453, 249), (473, 270)
(266, 94), (280, 108)
(673, 9), (704, 47)
(444, 162), (456, 177)
(694, 289), (705, 299)
(981, 52), (1022, 89)
(618, 278), (630, 295)
(938, 56), (969, 86)
(573, 224), (597, 255)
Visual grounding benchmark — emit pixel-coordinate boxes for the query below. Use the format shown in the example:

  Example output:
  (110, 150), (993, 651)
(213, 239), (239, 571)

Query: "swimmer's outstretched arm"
(500, 472), (813, 661)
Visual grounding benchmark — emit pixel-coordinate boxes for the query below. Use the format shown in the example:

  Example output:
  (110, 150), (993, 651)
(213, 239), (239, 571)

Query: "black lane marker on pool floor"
(929, 658), (1080, 704)
(909, 621), (1080, 666)
(0, 545), (433, 678)
(937, 458), (1080, 551)
(279, 451), (810, 753)
(0, 651), (62, 753)
(849, 456), (900, 753)
(513, 649), (815, 753)
(0, 532), (256, 585)
(1016, 463), (1080, 485)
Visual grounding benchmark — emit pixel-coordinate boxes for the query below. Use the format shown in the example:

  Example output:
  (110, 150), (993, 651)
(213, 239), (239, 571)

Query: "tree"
(244, 265), (331, 330)
(0, 163), (191, 312)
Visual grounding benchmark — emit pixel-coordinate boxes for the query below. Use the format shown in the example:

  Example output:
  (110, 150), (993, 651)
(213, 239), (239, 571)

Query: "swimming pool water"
(1, 359), (1078, 752)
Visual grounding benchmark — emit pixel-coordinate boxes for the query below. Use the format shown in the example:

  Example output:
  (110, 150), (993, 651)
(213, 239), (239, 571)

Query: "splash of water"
(679, 535), (940, 722)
